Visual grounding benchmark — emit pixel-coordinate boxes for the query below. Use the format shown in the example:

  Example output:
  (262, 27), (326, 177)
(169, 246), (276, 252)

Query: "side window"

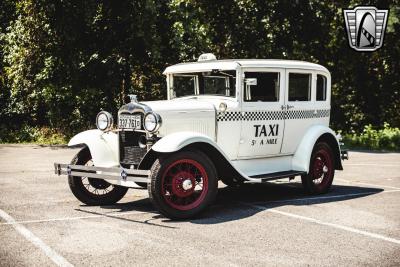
(244, 72), (280, 102)
(288, 73), (311, 101)
(202, 70), (236, 97)
(316, 74), (327, 101)
(173, 75), (197, 97)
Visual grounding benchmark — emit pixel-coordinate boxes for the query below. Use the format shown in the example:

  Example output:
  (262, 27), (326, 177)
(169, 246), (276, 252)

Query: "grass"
(342, 123), (400, 152)
(0, 126), (68, 145)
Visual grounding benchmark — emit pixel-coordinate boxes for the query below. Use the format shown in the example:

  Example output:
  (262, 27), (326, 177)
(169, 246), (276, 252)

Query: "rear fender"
(292, 125), (343, 173)
(68, 129), (119, 167)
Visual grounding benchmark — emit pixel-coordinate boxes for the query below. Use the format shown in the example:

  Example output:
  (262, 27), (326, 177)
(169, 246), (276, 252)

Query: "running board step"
(249, 170), (306, 183)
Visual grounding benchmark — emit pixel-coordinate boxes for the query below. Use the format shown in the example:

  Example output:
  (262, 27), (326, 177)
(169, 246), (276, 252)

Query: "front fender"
(68, 129), (119, 167)
(292, 125), (341, 173)
(147, 131), (249, 182)
(152, 131), (219, 153)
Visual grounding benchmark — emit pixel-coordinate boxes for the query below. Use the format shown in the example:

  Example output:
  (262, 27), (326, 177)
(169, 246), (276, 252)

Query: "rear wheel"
(148, 150), (218, 220)
(68, 147), (128, 205)
(301, 142), (335, 194)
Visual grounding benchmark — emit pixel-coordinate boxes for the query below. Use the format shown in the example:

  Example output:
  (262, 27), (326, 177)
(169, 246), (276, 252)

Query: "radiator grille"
(119, 131), (147, 167)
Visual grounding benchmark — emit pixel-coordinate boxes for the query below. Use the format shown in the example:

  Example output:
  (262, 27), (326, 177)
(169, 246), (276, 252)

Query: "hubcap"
(323, 165), (329, 173)
(182, 179), (193, 190)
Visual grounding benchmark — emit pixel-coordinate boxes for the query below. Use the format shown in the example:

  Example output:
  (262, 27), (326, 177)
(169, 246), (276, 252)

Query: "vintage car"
(55, 54), (348, 219)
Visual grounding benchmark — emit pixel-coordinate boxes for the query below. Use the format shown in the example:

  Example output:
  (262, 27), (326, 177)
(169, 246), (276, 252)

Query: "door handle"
(281, 105), (294, 110)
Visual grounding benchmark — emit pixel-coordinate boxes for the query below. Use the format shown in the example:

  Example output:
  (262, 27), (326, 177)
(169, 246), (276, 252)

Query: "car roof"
(163, 59), (329, 74)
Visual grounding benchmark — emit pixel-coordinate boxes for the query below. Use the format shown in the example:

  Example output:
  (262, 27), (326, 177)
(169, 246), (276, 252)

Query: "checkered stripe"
(217, 111), (242, 121)
(217, 109), (330, 121)
(244, 111), (285, 121)
(286, 110), (315, 120)
(316, 109), (330, 118)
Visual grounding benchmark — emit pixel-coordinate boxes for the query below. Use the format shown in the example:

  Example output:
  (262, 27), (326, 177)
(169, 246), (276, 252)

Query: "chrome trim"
(117, 102), (155, 163)
(143, 112), (162, 133)
(118, 102), (152, 116)
(108, 129), (147, 133)
(118, 101), (160, 135)
(54, 163), (150, 183)
(96, 111), (113, 131)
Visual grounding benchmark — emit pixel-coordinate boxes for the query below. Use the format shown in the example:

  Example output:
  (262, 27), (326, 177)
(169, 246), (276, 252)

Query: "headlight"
(96, 111), (113, 131)
(144, 112), (161, 133)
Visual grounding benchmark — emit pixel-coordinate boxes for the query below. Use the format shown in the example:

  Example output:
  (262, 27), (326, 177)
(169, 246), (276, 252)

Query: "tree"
(0, 0), (399, 141)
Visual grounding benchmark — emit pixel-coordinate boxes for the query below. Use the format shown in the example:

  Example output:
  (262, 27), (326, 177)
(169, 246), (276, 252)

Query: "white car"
(55, 54), (348, 219)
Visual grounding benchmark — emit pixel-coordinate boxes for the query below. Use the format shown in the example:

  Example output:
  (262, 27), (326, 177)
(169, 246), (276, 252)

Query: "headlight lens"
(96, 111), (113, 131)
(144, 112), (161, 132)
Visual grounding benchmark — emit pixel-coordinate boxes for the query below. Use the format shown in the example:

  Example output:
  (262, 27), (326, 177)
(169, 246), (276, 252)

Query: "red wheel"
(161, 159), (208, 210)
(302, 142), (335, 194)
(148, 150), (218, 219)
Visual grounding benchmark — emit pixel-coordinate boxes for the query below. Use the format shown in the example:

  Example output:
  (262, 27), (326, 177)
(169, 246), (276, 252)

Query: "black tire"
(148, 150), (218, 220)
(68, 147), (128, 205)
(301, 142), (335, 194)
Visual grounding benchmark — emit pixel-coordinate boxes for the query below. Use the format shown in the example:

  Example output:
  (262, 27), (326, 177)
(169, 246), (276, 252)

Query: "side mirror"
(245, 78), (257, 86)
(244, 78), (257, 101)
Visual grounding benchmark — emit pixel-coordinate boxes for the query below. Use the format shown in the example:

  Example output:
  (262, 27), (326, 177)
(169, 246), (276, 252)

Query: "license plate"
(118, 114), (141, 129)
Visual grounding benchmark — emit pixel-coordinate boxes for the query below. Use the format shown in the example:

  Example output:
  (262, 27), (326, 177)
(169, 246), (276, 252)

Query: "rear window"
(316, 74), (327, 101)
(288, 73), (311, 101)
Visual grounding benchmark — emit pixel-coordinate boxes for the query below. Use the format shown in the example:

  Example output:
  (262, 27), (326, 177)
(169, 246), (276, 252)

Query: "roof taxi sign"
(197, 53), (217, 62)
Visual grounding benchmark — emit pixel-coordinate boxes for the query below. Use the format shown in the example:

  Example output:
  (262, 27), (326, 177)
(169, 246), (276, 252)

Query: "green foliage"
(0, 1), (399, 146)
(0, 125), (67, 144)
(343, 123), (400, 151)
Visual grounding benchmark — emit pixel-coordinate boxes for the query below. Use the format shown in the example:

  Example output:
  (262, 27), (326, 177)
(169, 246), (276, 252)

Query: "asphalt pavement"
(0, 145), (399, 266)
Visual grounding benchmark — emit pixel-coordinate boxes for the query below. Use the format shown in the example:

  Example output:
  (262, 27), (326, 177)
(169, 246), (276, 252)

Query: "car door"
(280, 69), (316, 154)
(238, 68), (286, 158)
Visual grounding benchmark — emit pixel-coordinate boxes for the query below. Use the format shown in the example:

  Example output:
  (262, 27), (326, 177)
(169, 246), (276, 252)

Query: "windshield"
(170, 70), (236, 99)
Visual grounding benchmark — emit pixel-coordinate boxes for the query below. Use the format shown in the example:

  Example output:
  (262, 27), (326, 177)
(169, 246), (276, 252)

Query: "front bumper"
(54, 163), (150, 184)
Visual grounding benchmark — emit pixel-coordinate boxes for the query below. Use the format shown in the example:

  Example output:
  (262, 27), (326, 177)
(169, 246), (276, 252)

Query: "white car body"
(67, 57), (343, 187)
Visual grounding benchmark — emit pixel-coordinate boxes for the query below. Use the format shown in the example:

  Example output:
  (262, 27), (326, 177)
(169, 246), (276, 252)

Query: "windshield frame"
(166, 69), (239, 100)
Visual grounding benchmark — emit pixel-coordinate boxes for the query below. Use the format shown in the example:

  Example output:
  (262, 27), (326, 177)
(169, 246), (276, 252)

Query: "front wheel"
(301, 142), (335, 194)
(68, 147), (128, 205)
(148, 150), (218, 220)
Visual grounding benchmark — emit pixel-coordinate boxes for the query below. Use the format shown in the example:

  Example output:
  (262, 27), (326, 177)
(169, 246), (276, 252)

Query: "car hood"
(141, 99), (216, 138)
(142, 99), (216, 113)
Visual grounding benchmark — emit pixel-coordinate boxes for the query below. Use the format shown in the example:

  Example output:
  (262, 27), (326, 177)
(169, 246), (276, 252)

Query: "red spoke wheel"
(162, 159), (208, 210)
(301, 142), (335, 194)
(148, 150), (218, 220)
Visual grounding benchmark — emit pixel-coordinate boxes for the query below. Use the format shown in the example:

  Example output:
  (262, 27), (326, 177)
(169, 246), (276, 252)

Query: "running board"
(249, 170), (306, 183)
